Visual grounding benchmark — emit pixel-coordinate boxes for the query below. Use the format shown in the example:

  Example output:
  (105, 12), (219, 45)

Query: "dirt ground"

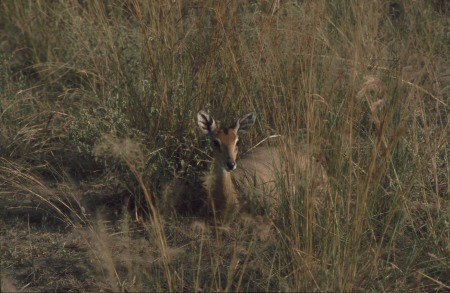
(0, 189), (152, 292)
(1, 192), (95, 291)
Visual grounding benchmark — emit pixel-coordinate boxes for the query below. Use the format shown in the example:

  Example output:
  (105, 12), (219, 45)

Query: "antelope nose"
(226, 160), (236, 171)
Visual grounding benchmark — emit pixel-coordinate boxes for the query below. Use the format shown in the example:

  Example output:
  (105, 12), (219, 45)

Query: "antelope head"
(197, 110), (256, 172)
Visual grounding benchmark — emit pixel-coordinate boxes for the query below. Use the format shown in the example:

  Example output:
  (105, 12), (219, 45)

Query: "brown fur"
(197, 110), (328, 217)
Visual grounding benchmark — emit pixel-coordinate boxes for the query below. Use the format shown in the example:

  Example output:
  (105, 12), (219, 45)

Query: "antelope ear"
(197, 110), (216, 135)
(234, 112), (256, 135)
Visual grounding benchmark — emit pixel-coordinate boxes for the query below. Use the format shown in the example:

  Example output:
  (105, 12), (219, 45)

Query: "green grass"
(1, 0), (449, 291)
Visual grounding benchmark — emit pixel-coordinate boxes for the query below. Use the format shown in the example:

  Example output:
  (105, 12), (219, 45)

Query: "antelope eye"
(212, 139), (221, 149)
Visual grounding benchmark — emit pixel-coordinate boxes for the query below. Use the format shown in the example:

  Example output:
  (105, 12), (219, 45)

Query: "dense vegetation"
(1, 1), (448, 291)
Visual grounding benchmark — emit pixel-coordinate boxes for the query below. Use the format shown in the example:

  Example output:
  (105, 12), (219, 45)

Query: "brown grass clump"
(1, 0), (448, 291)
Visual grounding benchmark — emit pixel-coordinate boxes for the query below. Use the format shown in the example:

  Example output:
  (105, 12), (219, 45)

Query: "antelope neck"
(211, 160), (236, 206)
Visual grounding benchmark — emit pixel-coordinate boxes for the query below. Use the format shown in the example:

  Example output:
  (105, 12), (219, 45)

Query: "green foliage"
(68, 93), (140, 156)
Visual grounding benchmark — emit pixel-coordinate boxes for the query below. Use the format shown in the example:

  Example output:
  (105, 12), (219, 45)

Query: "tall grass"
(1, 0), (448, 291)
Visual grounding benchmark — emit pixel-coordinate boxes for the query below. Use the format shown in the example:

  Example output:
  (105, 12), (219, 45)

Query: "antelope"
(197, 110), (328, 217)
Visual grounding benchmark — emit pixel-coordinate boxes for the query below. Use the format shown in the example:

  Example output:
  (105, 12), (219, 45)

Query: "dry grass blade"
(0, 0), (448, 291)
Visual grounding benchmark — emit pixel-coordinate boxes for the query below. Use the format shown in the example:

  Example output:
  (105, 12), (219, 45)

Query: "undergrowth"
(1, 0), (448, 291)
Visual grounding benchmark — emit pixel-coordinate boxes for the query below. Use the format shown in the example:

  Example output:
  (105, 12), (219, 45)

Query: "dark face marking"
(212, 128), (239, 172)
(215, 129), (237, 147)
